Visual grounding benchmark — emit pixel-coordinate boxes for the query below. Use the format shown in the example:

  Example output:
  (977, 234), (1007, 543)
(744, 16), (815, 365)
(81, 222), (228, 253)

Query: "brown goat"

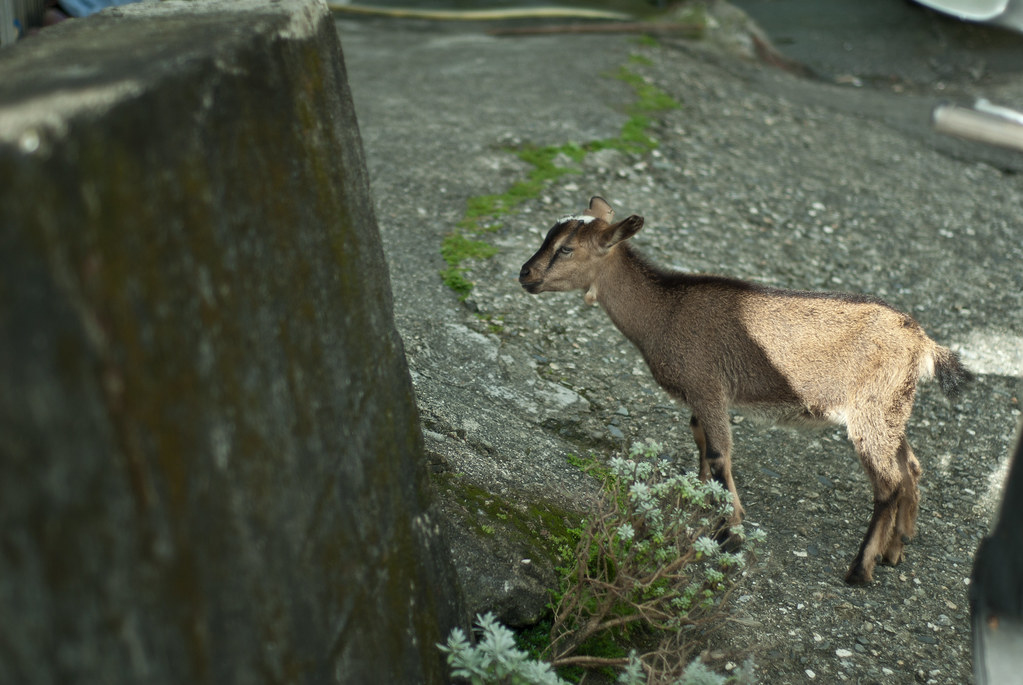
(519, 196), (971, 584)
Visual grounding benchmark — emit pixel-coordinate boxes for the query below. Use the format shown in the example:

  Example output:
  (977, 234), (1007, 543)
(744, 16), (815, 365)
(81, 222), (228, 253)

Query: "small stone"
(836, 648), (853, 658)
(805, 669), (816, 679)
(607, 425), (625, 439)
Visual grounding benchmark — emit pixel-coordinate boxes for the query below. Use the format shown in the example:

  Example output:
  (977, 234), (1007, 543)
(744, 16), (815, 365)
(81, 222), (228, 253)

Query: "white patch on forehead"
(556, 214), (596, 225)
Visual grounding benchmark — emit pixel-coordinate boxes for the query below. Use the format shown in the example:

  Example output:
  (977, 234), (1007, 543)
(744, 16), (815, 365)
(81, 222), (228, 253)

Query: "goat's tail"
(921, 343), (973, 400)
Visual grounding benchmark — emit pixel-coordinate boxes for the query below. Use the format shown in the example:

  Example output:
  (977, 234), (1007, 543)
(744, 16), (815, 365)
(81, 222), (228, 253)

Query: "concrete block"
(0, 1), (460, 682)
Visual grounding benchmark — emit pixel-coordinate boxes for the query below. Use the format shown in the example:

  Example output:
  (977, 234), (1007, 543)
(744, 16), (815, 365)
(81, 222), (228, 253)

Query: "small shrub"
(546, 440), (763, 680)
(440, 616), (755, 685)
(439, 439), (763, 684)
(440, 612), (571, 685)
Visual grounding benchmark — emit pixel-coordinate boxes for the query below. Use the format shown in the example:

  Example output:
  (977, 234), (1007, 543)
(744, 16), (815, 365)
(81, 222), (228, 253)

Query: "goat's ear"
(597, 215), (644, 250)
(584, 195), (615, 223)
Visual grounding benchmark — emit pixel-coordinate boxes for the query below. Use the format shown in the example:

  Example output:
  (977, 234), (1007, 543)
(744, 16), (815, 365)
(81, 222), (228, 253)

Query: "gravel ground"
(340, 12), (1023, 683)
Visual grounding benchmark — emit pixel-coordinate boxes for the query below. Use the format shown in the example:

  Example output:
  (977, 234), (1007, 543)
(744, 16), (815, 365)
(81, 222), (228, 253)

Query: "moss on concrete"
(433, 472), (584, 567)
(439, 48), (681, 300)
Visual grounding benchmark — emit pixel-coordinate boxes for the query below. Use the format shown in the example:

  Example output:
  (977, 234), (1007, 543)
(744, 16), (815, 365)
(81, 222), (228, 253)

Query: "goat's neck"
(590, 245), (666, 349)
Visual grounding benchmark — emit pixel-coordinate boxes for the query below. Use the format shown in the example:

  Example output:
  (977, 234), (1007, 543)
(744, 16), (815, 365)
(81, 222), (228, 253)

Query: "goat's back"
(660, 277), (933, 411)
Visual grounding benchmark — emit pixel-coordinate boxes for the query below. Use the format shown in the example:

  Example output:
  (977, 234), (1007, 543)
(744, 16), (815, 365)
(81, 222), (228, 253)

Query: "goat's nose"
(518, 264), (531, 281)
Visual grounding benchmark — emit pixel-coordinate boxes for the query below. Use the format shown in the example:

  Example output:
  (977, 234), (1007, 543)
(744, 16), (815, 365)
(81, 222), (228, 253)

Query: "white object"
(933, 102), (1023, 153)
(913, 0), (1023, 31)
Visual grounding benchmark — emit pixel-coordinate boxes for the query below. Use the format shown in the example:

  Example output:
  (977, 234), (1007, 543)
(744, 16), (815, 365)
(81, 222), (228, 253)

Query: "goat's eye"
(557, 246), (574, 256)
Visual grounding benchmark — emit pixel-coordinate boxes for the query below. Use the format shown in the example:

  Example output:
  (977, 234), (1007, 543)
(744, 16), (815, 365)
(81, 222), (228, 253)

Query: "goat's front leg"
(689, 404), (744, 527)
(690, 414), (710, 480)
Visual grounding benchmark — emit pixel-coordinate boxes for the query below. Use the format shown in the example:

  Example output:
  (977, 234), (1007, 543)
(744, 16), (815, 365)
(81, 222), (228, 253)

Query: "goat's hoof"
(881, 547), (905, 567)
(712, 524), (743, 552)
(844, 564), (872, 586)
(719, 531), (743, 553)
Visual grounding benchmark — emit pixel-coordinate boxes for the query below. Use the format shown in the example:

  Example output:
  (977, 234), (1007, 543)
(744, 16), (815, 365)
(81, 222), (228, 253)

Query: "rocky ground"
(338, 5), (1023, 683)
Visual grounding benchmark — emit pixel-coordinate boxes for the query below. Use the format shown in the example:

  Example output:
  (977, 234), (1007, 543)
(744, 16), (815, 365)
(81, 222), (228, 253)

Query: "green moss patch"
(459, 143), (586, 232)
(433, 472), (585, 563)
(440, 52), (681, 300)
(440, 232), (499, 299)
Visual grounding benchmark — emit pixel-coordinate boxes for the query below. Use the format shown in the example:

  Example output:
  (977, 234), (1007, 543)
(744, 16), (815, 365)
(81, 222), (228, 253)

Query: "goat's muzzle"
(518, 264), (542, 293)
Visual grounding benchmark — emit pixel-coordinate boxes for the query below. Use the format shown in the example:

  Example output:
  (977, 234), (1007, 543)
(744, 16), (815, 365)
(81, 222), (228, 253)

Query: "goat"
(519, 196), (972, 584)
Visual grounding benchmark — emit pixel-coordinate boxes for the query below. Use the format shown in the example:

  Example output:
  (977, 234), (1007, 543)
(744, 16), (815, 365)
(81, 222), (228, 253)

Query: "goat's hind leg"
(846, 487), (899, 585)
(881, 437), (922, 566)
(845, 427), (903, 585)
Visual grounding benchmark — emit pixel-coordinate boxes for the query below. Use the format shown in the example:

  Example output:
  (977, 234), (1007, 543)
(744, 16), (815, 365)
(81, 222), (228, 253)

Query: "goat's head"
(518, 196), (644, 303)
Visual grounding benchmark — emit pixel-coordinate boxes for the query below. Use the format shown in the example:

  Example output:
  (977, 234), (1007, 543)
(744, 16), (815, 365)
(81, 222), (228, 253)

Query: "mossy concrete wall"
(0, 1), (461, 682)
